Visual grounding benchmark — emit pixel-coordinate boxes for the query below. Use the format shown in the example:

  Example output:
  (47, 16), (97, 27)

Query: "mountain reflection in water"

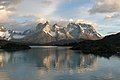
(0, 47), (119, 80)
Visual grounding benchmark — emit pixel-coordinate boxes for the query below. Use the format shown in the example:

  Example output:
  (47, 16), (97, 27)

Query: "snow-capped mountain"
(0, 19), (102, 45)
(0, 26), (11, 40)
(0, 26), (27, 40)
(20, 21), (54, 44)
(19, 20), (102, 45)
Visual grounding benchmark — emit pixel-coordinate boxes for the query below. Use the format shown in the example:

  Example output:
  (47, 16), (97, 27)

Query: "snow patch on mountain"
(0, 26), (11, 40)
(0, 19), (102, 43)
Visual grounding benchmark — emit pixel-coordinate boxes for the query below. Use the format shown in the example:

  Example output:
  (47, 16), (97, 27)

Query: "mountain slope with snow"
(17, 20), (102, 45)
(0, 20), (102, 45)
(0, 26), (11, 40)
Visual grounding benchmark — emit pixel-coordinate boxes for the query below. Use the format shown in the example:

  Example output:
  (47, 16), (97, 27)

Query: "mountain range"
(0, 20), (102, 45)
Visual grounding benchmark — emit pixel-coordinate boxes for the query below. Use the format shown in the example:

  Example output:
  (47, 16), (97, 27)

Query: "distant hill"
(71, 32), (120, 54)
(0, 39), (31, 51)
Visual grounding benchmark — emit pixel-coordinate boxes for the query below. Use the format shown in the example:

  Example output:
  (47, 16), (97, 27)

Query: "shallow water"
(0, 47), (120, 80)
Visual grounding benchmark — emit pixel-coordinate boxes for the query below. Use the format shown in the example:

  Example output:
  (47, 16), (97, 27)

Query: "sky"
(0, 0), (120, 35)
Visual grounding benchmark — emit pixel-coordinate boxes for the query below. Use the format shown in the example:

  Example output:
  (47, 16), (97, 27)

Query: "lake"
(0, 47), (120, 80)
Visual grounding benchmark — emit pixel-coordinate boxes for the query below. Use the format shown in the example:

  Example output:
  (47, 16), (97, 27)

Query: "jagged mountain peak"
(22, 20), (101, 41)
(0, 19), (102, 45)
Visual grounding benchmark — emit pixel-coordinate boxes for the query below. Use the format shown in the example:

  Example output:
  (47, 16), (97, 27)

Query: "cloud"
(0, 0), (71, 23)
(15, 0), (66, 19)
(0, 0), (60, 22)
(0, 0), (22, 22)
(0, 10), (14, 23)
(89, 0), (120, 14)
(104, 13), (120, 20)
(0, 0), (22, 11)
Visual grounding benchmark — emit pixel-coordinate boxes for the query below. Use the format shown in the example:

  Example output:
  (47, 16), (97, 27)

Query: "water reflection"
(0, 48), (97, 71)
(0, 48), (97, 80)
(0, 47), (119, 80)
(0, 51), (11, 67)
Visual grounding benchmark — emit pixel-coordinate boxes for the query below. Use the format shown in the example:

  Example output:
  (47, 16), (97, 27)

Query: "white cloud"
(0, 10), (14, 23)
(0, 0), (22, 22)
(0, 0), (22, 11)
(0, 0), (71, 23)
(104, 13), (120, 20)
(15, 0), (67, 20)
(89, 0), (120, 14)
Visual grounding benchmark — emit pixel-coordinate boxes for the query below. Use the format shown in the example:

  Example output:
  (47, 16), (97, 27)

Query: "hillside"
(71, 32), (120, 54)
(0, 39), (31, 51)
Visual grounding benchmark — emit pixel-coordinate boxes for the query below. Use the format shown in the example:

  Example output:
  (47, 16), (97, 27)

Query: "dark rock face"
(0, 40), (31, 51)
(71, 32), (120, 54)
